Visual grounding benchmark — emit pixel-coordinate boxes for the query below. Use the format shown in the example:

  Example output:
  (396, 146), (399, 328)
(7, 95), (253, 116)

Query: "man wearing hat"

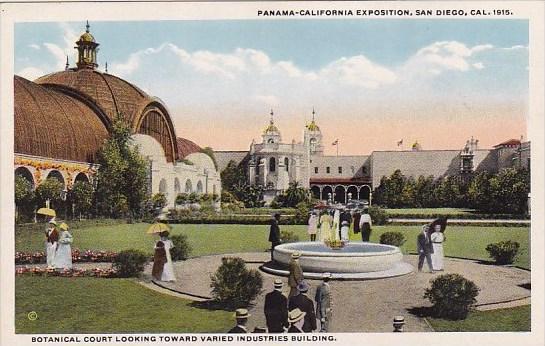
(268, 213), (281, 261)
(228, 308), (250, 333)
(287, 308), (306, 333)
(288, 252), (304, 298)
(315, 272), (332, 332)
(264, 279), (288, 333)
(288, 281), (317, 333)
(45, 220), (59, 268)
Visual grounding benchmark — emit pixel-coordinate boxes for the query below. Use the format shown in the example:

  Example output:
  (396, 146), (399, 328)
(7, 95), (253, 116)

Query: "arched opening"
(174, 178), (181, 194)
(46, 170), (65, 189)
(284, 157), (289, 172)
(269, 157), (276, 172)
(196, 181), (203, 193)
(74, 172), (90, 184)
(334, 185), (346, 204)
(309, 138), (317, 153)
(137, 107), (176, 162)
(359, 185), (371, 201)
(310, 185), (321, 200)
(15, 167), (34, 189)
(321, 186), (333, 201)
(347, 185), (358, 201)
(159, 179), (167, 194)
(185, 179), (193, 193)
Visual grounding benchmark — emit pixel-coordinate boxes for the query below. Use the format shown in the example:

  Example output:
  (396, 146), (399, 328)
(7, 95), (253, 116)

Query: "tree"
(94, 114), (149, 219)
(276, 181), (310, 207)
(232, 182), (264, 208)
(15, 176), (35, 223)
(35, 178), (64, 211)
(69, 180), (94, 219)
(468, 171), (493, 211)
(220, 160), (246, 192)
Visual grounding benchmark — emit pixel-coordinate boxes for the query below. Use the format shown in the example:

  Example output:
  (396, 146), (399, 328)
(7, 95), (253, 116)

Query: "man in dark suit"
(287, 308), (306, 333)
(268, 213), (281, 261)
(264, 279), (288, 333)
(228, 308), (250, 333)
(417, 225), (434, 272)
(288, 281), (317, 333)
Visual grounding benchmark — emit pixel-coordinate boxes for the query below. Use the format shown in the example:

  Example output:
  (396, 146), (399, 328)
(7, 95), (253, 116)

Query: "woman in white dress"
(430, 224), (445, 271)
(55, 223), (73, 270)
(307, 212), (318, 241)
(158, 231), (176, 282)
(318, 210), (333, 242)
(332, 209), (340, 241)
(45, 220), (58, 268)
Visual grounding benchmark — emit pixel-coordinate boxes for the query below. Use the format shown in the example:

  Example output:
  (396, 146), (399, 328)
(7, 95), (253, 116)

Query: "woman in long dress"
(45, 220), (59, 268)
(307, 212), (318, 241)
(152, 241), (167, 280)
(332, 209), (340, 241)
(55, 223), (73, 270)
(430, 224), (445, 270)
(318, 210), (333, 242)
(158, 231), (176, 282)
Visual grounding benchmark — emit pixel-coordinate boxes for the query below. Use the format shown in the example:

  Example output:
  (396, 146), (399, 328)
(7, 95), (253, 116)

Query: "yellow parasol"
(146, 222), (171, 234)
(37, 208), (56, 217)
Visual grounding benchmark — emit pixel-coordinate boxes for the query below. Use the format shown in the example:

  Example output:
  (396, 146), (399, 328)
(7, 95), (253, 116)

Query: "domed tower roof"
(14, 75), (109, 162)
(305, 108), (320, 131)
(176, 137), (202, 159)
(263, 109), (280, 135)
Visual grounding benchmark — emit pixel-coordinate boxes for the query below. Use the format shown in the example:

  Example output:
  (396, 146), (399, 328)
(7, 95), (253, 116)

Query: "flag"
(397, 139), (403, 146)
(332, 139), (339, 146)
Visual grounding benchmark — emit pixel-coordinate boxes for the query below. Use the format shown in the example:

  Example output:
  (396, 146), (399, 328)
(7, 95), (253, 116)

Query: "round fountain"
(261, 241), (413, 280)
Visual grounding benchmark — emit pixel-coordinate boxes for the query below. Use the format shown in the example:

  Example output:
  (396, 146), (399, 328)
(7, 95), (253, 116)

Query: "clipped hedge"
(386, 212), (529, 220)
(168, 214), (299, 225)
(379, 232), (406, 247)
(112, 249), (149, 278)
(486, 240), (520, 265)
(424, 273), (480, 320)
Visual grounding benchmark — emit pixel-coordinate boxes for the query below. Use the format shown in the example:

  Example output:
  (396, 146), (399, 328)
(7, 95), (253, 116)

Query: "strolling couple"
(45, 219), (73, 270)
(417, 217), (447, 272)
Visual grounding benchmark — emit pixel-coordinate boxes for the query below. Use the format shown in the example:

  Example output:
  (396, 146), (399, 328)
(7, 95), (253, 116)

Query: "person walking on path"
(45, 220), (59, 268)
(359, 208), (372, 242)
(228, 309), (250, 333)
(318, 210), (333, 242)
(158, 231), (176, 282)
(315, 272), (332, 332)
(417, 225), (434, 273)
(287, 308), (306, 333)
(332, 209), (340, 240)
(430, 217), (447, 271)
(352, 209), (361, 235)
(264, 279), (289, 333)
(288, 252), (304, 298)
(288, 281), (317, 333)
(54, 222), (73, 270)
(152, 240), (167, 281)
(269, 213), (281, 261)
(307, 212), (318, 241)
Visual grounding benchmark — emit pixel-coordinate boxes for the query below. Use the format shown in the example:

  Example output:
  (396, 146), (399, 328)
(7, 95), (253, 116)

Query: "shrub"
(280, 229), (299, 243)
(210, 257), (263, 308)
(112, 249), (149, 278)
(152, 193), (167, 210)
(379, 232), (406, 247)
(486, 240), (520, 265)
(424, 273), (480, 320)
(175, 193), (188, 205)
(269, 199), (281, 209)
(294, 201), (311, 224)
(368, 206), (388, 225)
(188, 192), (199, 203)
(170, 234), (192, 261)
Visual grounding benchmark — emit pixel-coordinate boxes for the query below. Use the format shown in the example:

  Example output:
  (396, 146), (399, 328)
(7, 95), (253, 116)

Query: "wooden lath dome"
(14, 75), (109, 163)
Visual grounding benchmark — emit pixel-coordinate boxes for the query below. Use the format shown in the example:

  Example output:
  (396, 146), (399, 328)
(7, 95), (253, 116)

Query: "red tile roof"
(494, 139), (521, 148)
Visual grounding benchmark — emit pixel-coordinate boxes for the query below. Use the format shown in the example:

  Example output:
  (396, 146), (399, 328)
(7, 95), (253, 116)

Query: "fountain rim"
(274, 241), (401, 258)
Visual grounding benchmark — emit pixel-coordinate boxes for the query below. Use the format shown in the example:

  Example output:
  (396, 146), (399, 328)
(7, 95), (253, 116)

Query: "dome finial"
(312, 107), (315, 122)
(105, 61), (108, 73)
(86, 20), (90, 33)
(270, 109), (274, 124)
(65, 55), (69, 70)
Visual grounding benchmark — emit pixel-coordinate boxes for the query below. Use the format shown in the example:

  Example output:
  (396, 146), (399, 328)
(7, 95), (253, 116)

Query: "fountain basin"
(262, 241), (413, 280)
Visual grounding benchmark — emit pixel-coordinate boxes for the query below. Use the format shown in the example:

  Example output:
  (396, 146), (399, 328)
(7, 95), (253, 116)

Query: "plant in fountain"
(323, 239), (346, 250)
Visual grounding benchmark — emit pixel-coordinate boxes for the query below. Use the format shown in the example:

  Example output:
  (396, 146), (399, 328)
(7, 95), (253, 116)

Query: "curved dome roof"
(79, 31), (96, 43)
(36, 69), (153, 128)
(14, 75), (109, 162)
(177, 137), (202, 159)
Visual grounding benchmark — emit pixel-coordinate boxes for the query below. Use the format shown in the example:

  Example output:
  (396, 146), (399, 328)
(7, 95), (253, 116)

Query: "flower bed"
(15, 266), (118, 278)
(15, 249), (118, 265)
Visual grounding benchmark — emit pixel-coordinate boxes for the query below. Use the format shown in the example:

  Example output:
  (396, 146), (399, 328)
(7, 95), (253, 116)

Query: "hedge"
(168, 214), (299, 225)
(386, 212), (529, 220)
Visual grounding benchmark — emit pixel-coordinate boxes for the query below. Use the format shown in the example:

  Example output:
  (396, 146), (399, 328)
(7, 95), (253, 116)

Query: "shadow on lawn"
(190, 300), (257, 312)
(407, 306), (435, 318)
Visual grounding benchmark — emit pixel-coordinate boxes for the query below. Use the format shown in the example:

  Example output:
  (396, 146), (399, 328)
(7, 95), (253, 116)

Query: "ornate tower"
(304, 108), (323, 156)
(262, 109), (282, 144)
(75, 21), (99, 70)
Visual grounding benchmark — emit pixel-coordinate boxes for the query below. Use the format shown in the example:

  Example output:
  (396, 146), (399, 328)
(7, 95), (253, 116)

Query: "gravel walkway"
(143, 252), (530, 333)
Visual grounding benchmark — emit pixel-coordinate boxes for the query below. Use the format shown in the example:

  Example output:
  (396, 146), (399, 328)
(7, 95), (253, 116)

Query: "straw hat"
(234, 308), (250, 319)
(59, 223), (69, 231)
(322, 272), (332, 279)
(273, 278), (283, 289)
(48, 220), (57, 226)
(288, 308), (306, 323)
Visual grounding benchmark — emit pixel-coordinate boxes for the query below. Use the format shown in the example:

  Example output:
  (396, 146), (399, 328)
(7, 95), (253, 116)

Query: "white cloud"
(473, 62), (485, 70)
(17, 67), (45, 81)
(320, 56), (397, 88)
(43, 43), (66, 70)
(502, 45), (528, 51)
(28, 44), (40, 50)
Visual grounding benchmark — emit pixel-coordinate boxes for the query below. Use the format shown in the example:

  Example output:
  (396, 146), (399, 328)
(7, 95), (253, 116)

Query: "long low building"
(14, 23), (221, 209)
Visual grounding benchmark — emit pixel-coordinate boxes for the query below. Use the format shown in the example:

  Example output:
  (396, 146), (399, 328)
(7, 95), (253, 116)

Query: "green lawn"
(428, 305), (531, 332)
(16, 223), (530, 269)
(15, 277), (233, 333)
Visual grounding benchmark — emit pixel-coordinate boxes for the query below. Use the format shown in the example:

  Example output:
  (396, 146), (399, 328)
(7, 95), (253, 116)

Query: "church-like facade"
(14, 23), (221, 210)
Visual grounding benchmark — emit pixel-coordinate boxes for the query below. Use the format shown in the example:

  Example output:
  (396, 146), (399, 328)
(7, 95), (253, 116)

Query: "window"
(314, 167), (318, 174)
(326, 167), (330, 174)
(338, 166), (342, 174)
(284, 157), (289, 172)
(269, 157), (276, 172)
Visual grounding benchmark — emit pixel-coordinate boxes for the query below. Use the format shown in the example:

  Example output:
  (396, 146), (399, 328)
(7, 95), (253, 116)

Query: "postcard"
(1, 1), (543, 346)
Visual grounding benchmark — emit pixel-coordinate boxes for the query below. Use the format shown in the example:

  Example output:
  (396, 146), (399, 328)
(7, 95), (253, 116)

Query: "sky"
(15, 20), (529, 154)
